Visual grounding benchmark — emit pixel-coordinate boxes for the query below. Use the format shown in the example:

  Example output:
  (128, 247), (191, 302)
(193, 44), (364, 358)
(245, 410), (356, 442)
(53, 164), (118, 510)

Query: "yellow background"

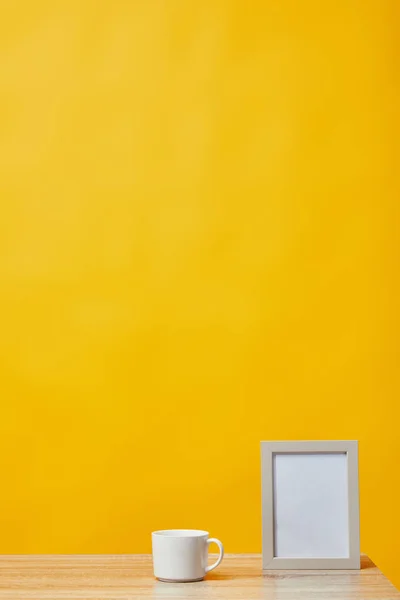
(0, 0), (399, 588)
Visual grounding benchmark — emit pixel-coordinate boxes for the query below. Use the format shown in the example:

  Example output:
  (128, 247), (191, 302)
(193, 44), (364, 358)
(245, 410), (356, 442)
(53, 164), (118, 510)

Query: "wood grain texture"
(0, 554), (398, 599)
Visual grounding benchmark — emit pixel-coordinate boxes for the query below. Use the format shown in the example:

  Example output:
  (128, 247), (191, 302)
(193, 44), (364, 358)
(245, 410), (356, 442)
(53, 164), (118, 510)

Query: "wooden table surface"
(0, 554), (398, 599)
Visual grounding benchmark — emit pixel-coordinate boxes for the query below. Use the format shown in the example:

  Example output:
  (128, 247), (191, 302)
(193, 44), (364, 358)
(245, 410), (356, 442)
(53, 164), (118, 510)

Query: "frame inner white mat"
(273, 452), (349, 558)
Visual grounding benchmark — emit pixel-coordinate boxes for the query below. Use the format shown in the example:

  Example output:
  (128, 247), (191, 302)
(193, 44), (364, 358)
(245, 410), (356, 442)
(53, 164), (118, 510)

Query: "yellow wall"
(0, 0), (399, 588)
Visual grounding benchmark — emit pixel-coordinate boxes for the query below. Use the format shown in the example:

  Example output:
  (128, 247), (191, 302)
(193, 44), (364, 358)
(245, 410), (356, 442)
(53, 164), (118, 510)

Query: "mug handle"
(205, 538), (224, 573)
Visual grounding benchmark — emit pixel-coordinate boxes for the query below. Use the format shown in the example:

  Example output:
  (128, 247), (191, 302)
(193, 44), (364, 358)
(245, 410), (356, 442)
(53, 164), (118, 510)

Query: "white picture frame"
(261, 440), (360, 570)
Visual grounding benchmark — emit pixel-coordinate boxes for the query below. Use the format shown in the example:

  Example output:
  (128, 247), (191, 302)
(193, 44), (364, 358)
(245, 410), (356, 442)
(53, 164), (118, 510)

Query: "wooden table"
(0, 554), (398, 599)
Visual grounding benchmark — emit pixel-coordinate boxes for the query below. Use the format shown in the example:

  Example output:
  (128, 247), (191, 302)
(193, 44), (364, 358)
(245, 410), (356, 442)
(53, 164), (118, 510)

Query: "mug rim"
(152, 529), (209, 538)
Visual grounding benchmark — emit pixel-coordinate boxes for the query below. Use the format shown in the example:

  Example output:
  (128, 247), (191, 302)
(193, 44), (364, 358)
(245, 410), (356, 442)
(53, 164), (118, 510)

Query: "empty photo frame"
(261, 441), (360, 570)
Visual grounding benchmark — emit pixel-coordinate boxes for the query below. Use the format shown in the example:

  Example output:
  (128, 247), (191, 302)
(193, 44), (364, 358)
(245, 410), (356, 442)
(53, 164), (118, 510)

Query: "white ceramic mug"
(152, 529), (224, 582)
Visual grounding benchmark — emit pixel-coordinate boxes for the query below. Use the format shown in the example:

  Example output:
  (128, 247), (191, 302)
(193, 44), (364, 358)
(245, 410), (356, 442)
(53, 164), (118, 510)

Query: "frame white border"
(261, 440), (360, 570)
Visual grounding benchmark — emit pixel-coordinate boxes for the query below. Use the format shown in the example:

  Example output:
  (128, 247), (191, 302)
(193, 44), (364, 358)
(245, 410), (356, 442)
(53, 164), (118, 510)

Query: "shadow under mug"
(152, 529), (224, 582)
